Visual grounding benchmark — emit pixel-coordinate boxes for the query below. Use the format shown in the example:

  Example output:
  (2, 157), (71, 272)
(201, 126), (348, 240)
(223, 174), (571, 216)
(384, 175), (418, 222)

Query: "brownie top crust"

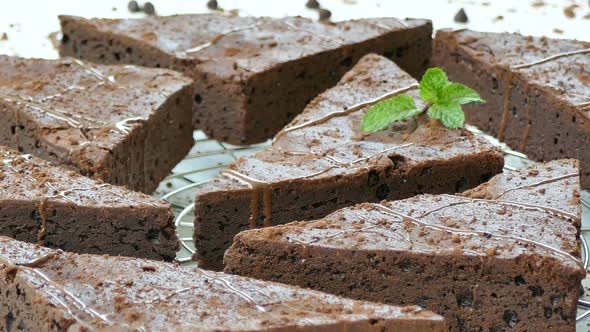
(436, 29), (590, 116)
(233, 159), (584, 275)
(0, 236), (446, 331)
(198, 54), (501, 194)
(60, 14), (429, 77)
(0, 55), (192, 174)
(0, 146), (168, 209)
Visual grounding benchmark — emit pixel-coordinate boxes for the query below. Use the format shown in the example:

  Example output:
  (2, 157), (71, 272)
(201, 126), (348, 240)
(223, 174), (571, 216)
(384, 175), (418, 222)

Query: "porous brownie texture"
(0, 146), (178, 260)
(0, 237), (447, 331)
(0, 55), (193, 193)
(194, 54), (504, 270)
(59, 14), (432, 144)
(432, 29), (590, 187)
(225, 160), (584, 331)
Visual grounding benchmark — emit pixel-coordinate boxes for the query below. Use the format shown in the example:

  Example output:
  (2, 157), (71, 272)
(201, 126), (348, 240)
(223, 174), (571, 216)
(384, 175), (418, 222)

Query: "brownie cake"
(0, 146), (178, 261)
(194, 54), (504, 270)
(0, 55), (193, 193)
(0, 237), (447, 331)
(432, 29), (590, 187)
(58, 13), (433, 144)
(225, 160), (584, 331)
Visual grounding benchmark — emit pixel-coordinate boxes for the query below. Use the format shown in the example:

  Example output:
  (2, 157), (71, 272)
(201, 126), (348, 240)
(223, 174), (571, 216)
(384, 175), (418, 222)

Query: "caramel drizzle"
(495, 172), (579, 199)
(511, 48), (590, 69)
(277, 143), (414, 178)
(497, 70), (513, 142)
(70, 58), (118, 85)
(373, 203), (583, 269)
(0, 251), (111, 329)
(274, 83), (420, 141)
(421, 194), (579, 223)
(220, 170), (271, 228)
(224, 143), (413, 228)
(2, 94), (84, 128)
(2, 93), (145, 135)
(282, 21), (344, 46)
(37, 198), (48, 245)
(184, 20), (347, 55)
(519, 83), (532, 151)
(185, 23), (262, 53)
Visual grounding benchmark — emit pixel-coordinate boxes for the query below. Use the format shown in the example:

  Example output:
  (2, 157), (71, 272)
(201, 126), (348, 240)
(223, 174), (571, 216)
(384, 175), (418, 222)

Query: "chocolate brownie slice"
(0, 237), (447, 331)
(194, 54), (504, 270)
(432, 29), (590, 187)
(58, 13), (433, 144)
(0, 55), (193, 193)
(225, 160), (584, 331)
(0, 146), (178, 261)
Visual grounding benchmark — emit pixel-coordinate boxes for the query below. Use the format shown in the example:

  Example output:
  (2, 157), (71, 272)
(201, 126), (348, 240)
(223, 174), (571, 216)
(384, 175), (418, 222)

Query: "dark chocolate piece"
(58, 13), (433, 144)
(0, 55), (193, 193)
(225, 160), (584, 331)
(0, 236), (447, 331)
(0, 146), (179, 260)
(194, 54), (504, 270)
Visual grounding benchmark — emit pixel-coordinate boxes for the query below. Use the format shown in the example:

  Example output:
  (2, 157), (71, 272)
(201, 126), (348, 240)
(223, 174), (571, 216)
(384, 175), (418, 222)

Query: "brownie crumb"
(306, 0), (320, 9)
(318, 8), (332, 21)
(207, 0), (218, 10)
(0, 32), (7, 41)
(127, 0), (140, 13)
(143, 2), (156, 15)
(531, 0), (546, 8)
(454, 8), (468, 23)
(553, 28), (564, 34)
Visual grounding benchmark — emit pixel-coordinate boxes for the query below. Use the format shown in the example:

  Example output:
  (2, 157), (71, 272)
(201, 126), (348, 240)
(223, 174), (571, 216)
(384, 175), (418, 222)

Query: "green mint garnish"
(360, 67), (485, 131)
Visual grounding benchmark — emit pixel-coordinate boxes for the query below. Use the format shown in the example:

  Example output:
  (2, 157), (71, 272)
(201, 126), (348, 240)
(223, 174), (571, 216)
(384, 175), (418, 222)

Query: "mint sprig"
(360, 67), (485, 131)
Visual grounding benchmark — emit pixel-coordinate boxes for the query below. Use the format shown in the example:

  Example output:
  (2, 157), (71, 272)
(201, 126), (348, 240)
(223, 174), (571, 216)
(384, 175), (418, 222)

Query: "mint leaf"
(428, 102), (464, 128)
(360, 94), (421, 132)
(442, 83), (485, 105)
(419, 68), (449, 103)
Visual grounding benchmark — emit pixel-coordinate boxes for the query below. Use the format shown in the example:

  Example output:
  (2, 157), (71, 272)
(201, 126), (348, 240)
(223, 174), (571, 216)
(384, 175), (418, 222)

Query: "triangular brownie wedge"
(0, 55), (193, 193)
(432, 29), (590, 187)
(225, 160), (584, 331)
(59, 14), (433, 144)
(0, 237), (447, 331)
(0, 146), (178, 261)
(194, 54), (504, 270)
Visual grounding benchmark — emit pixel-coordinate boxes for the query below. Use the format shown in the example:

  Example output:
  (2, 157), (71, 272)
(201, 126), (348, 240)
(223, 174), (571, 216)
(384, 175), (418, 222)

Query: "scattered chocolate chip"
(306, 0), (320, 9)
(564, 4), (578, 18)
(143, 2), (156, 15)
(0, 32), (7, 41)
(207, 0), (218, 10)
(127, 0), (141, 13)
(553, 28), (564, 34)
(318, 8), (332, 21)
(454, 8), (469, 23)
(141, 265), (157, 272)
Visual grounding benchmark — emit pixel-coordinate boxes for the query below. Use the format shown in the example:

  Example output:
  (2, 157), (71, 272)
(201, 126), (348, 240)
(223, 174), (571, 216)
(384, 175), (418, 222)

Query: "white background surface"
(1, 0), (590, 58)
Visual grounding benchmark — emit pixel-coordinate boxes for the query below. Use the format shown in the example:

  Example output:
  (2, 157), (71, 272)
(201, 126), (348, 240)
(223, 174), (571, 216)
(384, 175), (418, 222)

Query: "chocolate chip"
(503, 310), (519, 327)
(207, 0), (218, 10)
(127, 0), (141, 12)
(514, 275), (526, 285)
(367, 170), (379, 187)
(529, 285), (544, 297)
(318, 8), (332, 21)
(376, 184), (390, 200)
(143, 2), (156, 15)
(454, 8), (469, 23)
(544, 307), (553, 318)
(306, 0), (320, 9)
